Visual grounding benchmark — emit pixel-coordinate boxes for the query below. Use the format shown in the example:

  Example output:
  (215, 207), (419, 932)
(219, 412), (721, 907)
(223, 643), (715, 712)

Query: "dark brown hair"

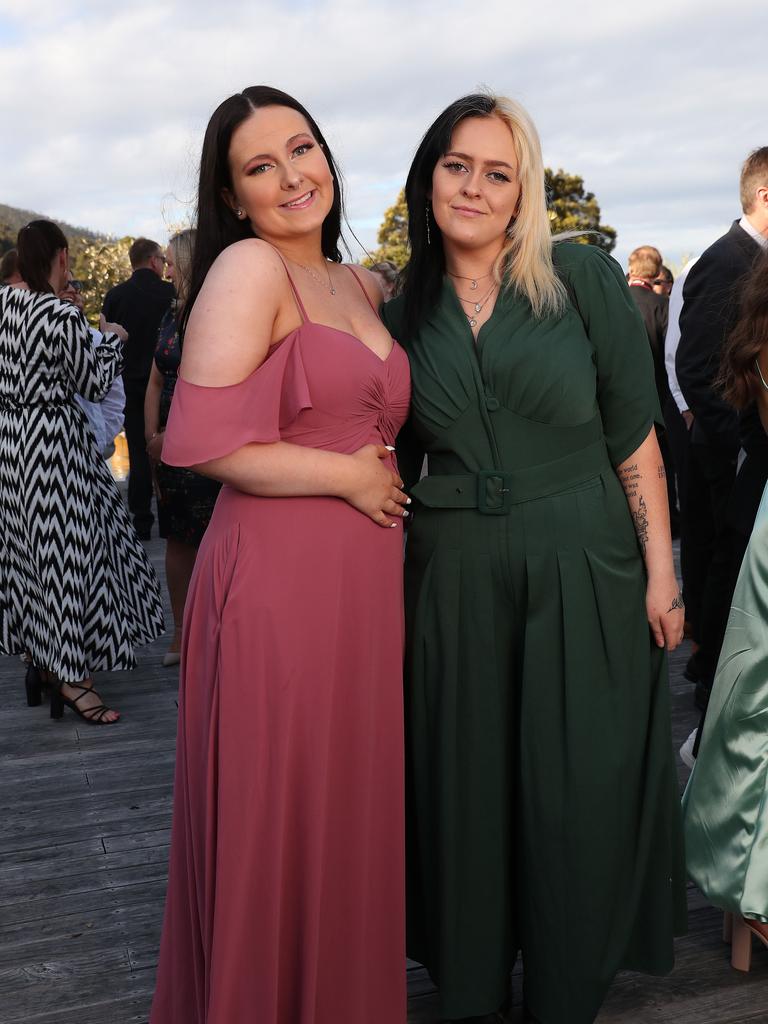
(129, 237), (161, 269)
(719, 251), (768, 408)
(17, 220), (68, 294)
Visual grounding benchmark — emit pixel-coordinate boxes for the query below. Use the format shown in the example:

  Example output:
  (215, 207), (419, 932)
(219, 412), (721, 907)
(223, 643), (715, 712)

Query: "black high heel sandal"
(50, 682), (119, 725)
(24, 664), (47, 707)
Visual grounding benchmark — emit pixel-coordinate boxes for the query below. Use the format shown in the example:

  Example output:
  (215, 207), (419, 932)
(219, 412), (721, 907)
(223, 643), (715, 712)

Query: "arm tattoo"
(617, 463), (641, 500)
(631, 495), (649, 556)
(657, 464), (667, 480)
(667, 590), (685, 613)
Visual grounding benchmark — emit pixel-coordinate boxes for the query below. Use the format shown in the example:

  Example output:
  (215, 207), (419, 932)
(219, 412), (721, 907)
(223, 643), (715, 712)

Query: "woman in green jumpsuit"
(382, 94), (687, 1023)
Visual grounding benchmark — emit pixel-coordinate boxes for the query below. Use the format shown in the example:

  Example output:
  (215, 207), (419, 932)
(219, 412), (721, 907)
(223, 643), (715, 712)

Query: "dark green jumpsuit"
(382, 244), (686, 1023)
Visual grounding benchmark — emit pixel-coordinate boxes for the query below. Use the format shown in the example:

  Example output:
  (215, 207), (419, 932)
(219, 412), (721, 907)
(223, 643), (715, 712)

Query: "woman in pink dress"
(150, 86), (411, 1024)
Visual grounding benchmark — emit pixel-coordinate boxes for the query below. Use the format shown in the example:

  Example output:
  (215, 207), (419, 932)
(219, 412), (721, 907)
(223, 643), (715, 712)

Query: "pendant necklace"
(447, 269), (493, 292)
(296, 260), (336, 295)
(457, 282), (497, 327)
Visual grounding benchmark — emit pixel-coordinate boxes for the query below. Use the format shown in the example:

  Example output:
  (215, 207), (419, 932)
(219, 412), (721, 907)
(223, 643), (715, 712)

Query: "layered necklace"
(447, 269), (492, 291)
(448, 268), (497, 328)
(296, 260), (336, 295)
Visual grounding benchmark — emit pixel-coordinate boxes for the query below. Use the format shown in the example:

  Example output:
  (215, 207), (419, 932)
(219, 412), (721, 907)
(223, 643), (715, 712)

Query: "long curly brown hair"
(720, 251), (768, 409)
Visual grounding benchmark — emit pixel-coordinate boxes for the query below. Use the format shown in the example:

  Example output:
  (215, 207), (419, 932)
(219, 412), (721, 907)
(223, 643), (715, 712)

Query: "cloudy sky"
(0, 0), (764, 273)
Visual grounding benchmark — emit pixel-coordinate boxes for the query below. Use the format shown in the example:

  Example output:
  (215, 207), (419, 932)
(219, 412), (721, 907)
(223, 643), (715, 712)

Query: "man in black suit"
(103, 238), (174, 539)
(676, 147), (768, 718)
(626, 245), (678, 531)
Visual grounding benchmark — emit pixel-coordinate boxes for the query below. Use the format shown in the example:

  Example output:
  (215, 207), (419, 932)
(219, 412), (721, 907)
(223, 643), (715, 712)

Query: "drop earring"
(425, 201), (431, 246)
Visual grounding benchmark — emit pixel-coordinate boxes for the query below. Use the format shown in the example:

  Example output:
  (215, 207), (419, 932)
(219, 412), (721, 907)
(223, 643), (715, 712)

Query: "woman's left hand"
(646, 573), (685, 650)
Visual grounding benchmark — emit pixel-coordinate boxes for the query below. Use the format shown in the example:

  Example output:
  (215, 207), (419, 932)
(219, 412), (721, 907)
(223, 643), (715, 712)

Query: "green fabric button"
(485, 394), (500, 411)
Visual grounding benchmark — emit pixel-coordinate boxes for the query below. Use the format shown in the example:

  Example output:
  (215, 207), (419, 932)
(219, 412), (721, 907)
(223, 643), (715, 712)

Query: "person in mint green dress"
(683, 252), (768, 972)
(382, 93), (687, 1024)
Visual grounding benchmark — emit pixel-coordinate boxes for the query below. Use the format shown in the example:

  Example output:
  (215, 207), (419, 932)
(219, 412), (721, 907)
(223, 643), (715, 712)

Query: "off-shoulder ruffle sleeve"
(162, 332), (311, 467)
(556, 244), (663, 467)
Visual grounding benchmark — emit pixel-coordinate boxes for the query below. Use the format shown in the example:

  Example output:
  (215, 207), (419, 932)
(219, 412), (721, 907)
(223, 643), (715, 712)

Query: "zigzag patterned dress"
(0, 285), (164, 682)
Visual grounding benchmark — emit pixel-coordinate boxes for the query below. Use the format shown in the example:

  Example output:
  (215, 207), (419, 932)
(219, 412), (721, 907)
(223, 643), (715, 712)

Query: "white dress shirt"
(665, 257), (700, 414)
(76, 328), (125, 455)
(739, 214), (768, 251)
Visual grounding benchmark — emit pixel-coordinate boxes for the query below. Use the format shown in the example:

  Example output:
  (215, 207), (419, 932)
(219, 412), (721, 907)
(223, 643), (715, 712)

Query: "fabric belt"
(411, 439), (612, 515)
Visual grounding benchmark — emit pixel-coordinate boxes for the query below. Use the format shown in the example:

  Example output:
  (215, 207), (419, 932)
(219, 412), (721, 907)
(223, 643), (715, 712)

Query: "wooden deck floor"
(2, 535), (768, 1024)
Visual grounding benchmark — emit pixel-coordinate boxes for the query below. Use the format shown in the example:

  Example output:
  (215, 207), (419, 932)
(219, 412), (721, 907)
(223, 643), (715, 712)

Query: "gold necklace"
(296, 260), (336, 295)
(447, 268), (493, 291)
(456, 282), (497, 327)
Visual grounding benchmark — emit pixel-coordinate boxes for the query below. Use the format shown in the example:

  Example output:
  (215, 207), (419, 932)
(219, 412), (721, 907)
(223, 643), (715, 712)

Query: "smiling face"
(224, 105), (334, 246)
(430, 115), (521, 256)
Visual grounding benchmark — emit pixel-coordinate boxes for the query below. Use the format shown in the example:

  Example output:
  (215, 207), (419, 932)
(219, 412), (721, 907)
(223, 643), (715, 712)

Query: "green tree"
(71, 236), (133, 325)
(545, 168), (616, 252)
(364, 188), (409, 269)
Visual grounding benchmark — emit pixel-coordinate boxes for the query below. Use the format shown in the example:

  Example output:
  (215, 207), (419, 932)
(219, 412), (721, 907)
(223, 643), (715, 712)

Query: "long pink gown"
(150, 267), (410, 1024)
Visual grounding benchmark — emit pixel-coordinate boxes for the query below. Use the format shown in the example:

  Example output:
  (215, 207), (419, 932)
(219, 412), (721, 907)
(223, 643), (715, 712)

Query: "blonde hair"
(168, 228), (196, 307)
(489, 95), (567, 319)
(628, 245), (662, 280)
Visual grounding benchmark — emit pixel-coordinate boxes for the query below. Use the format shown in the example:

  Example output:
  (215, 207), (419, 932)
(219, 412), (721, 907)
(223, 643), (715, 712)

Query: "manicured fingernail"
(403, 510), (409, 517)
(390, 522), (398, 528)
(406, 497), (412, 504)
(385, 445), (395, 451)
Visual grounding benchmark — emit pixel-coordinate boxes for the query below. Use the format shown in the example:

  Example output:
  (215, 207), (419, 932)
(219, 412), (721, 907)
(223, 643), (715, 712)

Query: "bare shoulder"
(207, 237), (286, 290)
(183, 240), (289, 386)
(343, 263), (385, 305)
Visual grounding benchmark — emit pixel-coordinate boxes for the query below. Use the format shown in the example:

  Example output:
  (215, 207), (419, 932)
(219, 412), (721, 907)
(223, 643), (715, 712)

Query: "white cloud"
(0, 0), (765, 272)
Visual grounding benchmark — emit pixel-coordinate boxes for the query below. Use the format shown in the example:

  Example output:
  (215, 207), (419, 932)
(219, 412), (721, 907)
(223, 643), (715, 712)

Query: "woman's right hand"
(342, 444), (410, 528)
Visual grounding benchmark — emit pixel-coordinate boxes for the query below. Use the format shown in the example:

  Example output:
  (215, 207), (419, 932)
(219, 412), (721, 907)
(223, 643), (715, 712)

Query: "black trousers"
(123, 381), (154, 534)
(680, 441), (737, 644)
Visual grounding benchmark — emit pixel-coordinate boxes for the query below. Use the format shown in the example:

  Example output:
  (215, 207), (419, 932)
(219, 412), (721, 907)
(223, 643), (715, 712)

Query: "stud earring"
(235, 207), (245, 219)
(425, 201), (431, 246)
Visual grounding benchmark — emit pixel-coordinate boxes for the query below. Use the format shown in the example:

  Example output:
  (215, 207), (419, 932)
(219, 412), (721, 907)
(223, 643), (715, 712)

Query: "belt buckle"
(477, 470), (512, 515)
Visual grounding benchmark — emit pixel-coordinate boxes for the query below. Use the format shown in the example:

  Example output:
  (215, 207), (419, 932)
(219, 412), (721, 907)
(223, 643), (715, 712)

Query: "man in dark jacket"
(103, 238), (174, 539)
(676, 147), (768, 716)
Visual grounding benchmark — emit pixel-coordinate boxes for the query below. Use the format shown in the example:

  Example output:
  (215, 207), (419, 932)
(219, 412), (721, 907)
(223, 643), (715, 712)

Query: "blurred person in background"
(653, 264), (674, 297)
(676, 146), (768, 723)
(103, 237), (174, 539)
(369, 259), (399, 300)
(627, 245), (679, 534)
(144, 229), (221, 667)
(59, 274), (125, 459)
(1, 248), (22, 285)
(0, 220), (163, 724)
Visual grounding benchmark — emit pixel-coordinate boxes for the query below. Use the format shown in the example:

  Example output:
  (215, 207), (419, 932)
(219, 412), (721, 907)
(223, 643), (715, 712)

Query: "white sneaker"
(679, 729), (697, 769)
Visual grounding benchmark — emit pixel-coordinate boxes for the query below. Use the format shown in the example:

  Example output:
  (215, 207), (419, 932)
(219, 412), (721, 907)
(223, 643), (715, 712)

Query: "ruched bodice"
(164, 323), (410, 468)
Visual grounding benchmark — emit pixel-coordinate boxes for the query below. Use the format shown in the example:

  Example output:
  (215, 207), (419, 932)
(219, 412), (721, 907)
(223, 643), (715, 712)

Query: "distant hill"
(0, 202), (106, 256)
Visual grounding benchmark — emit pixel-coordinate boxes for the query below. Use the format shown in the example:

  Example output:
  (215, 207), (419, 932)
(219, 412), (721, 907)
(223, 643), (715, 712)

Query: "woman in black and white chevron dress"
(0, 220), (164, 723)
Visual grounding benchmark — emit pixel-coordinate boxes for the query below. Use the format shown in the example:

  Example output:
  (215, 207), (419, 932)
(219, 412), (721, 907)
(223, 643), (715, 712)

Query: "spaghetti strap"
(271, 248), (309, 323)
(346, 266), (380, 318)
